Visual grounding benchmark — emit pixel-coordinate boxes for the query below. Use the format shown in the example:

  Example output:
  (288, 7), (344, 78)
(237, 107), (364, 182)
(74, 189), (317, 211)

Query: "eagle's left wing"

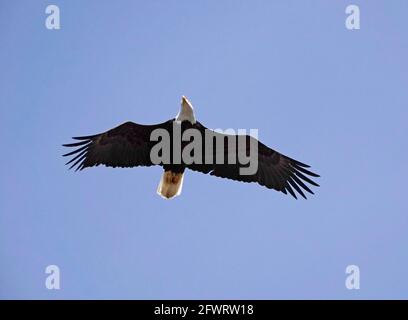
(187, 122), (320, 199)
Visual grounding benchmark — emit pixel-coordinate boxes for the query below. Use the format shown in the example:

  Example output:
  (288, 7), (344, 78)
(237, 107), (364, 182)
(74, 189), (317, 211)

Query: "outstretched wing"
(187, 122), (320, 199)
(63, 120), (172, 171)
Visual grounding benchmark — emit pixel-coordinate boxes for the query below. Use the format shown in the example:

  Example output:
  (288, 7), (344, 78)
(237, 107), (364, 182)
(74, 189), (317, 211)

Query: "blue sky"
(1, 1), (407, 299)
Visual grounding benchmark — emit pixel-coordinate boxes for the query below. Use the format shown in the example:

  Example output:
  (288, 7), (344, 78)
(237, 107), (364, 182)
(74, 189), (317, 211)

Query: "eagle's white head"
(176, 96), (196, 124)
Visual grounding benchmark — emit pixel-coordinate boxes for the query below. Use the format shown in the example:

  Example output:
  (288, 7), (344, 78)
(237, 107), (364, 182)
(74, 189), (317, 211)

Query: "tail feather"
(157, 171), (184, 199)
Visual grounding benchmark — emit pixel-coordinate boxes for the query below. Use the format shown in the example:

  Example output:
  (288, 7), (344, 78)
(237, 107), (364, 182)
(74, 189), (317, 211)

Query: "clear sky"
(1, 1), (407, 299)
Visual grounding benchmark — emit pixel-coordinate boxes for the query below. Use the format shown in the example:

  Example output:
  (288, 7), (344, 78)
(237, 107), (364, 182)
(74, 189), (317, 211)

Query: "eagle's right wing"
(63, 120), (173, 171)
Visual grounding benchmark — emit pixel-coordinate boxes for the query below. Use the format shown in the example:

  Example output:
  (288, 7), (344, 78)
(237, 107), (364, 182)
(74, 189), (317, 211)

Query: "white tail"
(157, 171), (184, 199)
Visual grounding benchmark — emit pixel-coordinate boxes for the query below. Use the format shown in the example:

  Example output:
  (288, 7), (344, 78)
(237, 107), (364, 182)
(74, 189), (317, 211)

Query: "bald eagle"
(63, 96), (319, 199)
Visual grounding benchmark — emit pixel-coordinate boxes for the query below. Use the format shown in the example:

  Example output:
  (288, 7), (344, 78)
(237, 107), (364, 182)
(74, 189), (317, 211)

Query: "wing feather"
(186, 121), (320, 199)
(63, 120), (172, 171)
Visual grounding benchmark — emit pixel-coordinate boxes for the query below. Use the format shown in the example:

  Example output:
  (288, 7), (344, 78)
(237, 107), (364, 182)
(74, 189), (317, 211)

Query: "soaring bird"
(63, 96), (319, 199)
